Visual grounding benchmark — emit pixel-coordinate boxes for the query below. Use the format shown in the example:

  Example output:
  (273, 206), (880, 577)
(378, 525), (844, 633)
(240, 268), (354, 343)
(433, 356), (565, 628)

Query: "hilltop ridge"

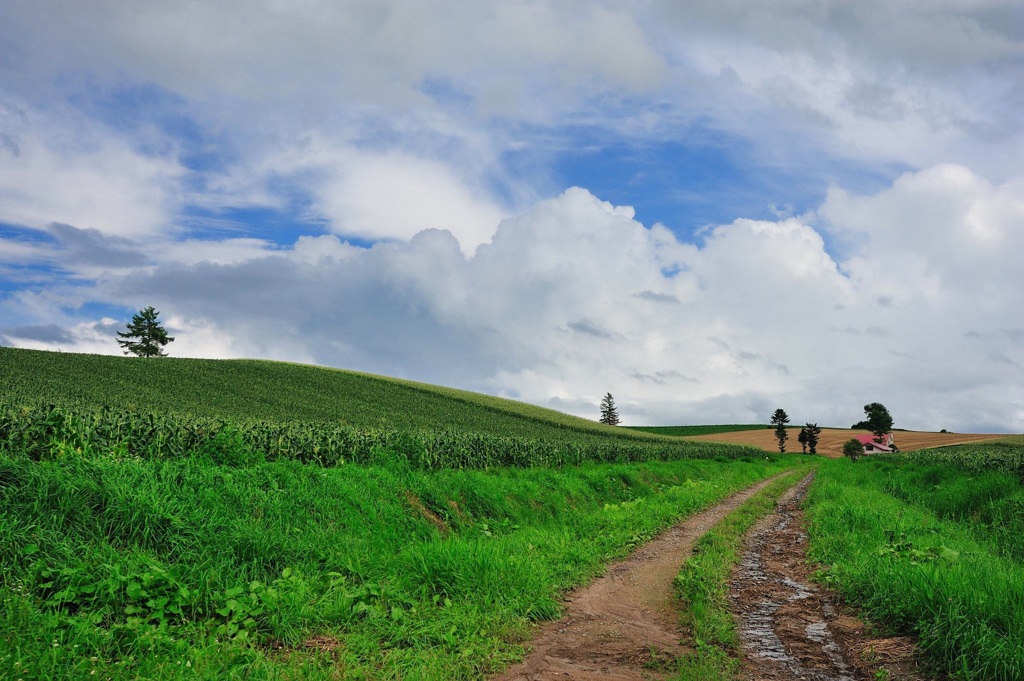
(0, 347), (665, 444)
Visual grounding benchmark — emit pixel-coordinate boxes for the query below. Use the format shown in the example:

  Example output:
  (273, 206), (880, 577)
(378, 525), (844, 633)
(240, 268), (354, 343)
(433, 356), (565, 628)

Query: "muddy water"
(730, 473), (859, 680)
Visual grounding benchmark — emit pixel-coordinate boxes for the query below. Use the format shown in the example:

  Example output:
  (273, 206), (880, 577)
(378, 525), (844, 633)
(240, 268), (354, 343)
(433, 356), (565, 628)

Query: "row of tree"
(770, 402), (894, 455)
(769, 409), (824, 453)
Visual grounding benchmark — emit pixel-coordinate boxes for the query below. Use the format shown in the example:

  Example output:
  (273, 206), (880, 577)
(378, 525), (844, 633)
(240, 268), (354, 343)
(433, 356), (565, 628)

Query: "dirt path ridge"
(492, 473), (791, 681)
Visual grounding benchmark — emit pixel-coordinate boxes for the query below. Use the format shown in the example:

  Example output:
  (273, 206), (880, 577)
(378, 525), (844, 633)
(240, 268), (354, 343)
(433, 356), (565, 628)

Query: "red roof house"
(855, 433), (894, 453)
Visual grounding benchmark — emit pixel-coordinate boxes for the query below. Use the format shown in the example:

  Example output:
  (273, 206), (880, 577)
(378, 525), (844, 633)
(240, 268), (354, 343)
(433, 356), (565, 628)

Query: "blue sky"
(1, 1), (1023, 431)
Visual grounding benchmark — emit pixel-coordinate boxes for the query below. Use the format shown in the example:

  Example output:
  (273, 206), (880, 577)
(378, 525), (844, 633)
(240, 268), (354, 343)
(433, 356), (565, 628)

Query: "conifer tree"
(599, 393), (620, 426)
(804, 422), (822, 455)
(770, 408), (790, 452)
(117, 306), (174, 357)
(797, 426), (809, 453)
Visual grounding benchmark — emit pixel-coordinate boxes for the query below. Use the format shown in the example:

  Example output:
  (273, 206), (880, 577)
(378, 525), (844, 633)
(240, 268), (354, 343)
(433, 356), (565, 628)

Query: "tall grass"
(0, 451), (805, 680)
(805, 457), (1024, 680)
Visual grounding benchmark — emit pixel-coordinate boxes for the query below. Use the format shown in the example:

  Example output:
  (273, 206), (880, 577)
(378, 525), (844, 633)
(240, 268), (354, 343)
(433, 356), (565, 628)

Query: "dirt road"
(494, 471), (929, 680)
(731, 473), (924, 680)
(492, 474), (788, 680)
(684, 428), (1005, 457)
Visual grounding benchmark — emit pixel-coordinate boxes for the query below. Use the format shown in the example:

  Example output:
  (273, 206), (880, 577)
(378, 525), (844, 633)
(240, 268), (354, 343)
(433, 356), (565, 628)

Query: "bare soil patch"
(491, 474), (789, 681)
(731, 473), (927, 680)
(684, 428), (1007, 458)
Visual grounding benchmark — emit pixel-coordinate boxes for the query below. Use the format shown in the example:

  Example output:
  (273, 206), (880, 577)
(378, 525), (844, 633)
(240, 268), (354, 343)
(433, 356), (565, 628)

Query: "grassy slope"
(0, 347), (663, 444)
(806, 455), (1024, 679)
(0, 450), (806, 680)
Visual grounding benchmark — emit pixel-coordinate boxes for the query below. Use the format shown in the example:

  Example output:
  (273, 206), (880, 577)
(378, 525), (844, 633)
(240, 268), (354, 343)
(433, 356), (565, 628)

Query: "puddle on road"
(730, 474), (856, 681)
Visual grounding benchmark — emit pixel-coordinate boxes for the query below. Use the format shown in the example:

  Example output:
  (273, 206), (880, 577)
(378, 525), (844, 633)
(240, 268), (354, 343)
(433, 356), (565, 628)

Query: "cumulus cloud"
(2, 2), (1023, 434)
(0, 317), (122, 354)
(3, 0), (1019, 246)
(9, 172), (1018, 432)
(309, 150), (508, 251)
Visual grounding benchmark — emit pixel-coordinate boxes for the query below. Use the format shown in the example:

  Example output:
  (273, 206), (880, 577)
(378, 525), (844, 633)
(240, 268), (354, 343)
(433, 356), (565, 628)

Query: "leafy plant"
(843, 438), (864, 462)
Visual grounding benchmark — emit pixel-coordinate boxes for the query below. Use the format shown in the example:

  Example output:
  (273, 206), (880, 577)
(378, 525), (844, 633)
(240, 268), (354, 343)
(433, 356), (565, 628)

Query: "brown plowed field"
(682, 428), (1008, 458)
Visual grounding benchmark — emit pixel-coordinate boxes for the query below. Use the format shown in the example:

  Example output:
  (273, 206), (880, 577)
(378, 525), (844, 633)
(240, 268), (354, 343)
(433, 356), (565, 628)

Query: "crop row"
(0, 348), (668, 446)
(0, 402), (758, 470)
(901, 441), (1024, 480)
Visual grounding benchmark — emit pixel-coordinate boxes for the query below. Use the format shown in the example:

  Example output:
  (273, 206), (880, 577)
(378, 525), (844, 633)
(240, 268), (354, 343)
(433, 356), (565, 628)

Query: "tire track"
(730, 472), (926, 680)
(492, 473), (791, 681)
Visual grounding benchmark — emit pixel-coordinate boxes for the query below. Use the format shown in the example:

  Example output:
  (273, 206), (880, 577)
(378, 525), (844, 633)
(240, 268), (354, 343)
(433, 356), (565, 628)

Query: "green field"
(898, 439), (1024, 480)
(3, 347), (1024, 679)
(0, 347), (658, 441)
(0, 348), (758, 470)
(0, 345), (810, 679)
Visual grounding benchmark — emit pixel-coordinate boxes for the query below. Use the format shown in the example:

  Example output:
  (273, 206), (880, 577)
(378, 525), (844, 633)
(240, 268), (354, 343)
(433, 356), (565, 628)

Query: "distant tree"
(117, 306), (174, 358)
(804, 423), (822, 455)
(770, 408), (790, 452)
(797, 426), (809, 454)
(599, 393), (620, 426)
(863, 403), (894, 442)
(843, 438), (865, 462)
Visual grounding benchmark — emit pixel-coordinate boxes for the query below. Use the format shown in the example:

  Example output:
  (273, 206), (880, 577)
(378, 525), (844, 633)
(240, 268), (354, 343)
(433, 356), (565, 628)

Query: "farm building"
(855, 433), (894, 453)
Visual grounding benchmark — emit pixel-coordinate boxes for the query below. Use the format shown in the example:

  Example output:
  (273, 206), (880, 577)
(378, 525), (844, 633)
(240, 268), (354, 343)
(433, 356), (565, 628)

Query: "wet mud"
(730, 473), (927, 680)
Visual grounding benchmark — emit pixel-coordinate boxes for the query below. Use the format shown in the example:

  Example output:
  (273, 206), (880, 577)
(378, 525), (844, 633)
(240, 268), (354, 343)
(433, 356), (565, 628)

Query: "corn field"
(900, 440), (1024, 480)
(0, 401), (758, 470)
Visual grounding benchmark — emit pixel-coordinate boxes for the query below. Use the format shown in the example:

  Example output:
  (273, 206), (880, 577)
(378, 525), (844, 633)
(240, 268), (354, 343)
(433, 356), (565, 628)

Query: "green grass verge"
(0, 451), (810, 680)
(625, 425), (768, 437)
(672, 472), (808, 680)
(805, 457), (1024, 680)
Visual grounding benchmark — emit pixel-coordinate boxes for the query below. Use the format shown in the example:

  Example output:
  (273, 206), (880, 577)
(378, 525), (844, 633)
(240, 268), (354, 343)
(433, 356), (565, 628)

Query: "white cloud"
(317, 152), (507, 251)
(0, 100), (185, 238)
(0, 1), (664, 117)
(8, 170), (1018, 432)
(2, 2), (1023, 434)
(648, 0), (1024, 174)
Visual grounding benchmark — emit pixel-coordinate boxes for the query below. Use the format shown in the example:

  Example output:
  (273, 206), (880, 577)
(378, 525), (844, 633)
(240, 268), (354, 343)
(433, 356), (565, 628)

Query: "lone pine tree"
(117, 306), (174, 358)
(599, 393), (620, 426)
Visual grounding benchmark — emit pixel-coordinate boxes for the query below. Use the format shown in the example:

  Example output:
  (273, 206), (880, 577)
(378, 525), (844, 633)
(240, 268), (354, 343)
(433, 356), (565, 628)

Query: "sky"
(1, 1), (1023, 432)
